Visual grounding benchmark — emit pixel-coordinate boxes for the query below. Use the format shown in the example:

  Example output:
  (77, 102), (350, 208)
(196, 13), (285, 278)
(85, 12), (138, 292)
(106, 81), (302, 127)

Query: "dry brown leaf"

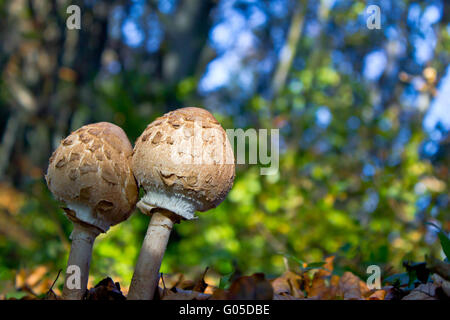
(227, 273), (273, 300)
(86, 277), (126, 300)
(45, 289), (61, 300)
(158, 273), (184, 289)
(157, 286), (172, 300)
(432, 274), (450, 297)
(14, 266), (54, 296)
(161, 288), (210, 300)
(15, 269), (27, 289)
(271, 276), (290, 294)
(204, 285), (218, 295)
(209, 288), (228, 300)
(19, 295), (38, 300)
(193, 267), (209, 293)
(338, 272), (362, 300)
(25, 266), (48, 287)
(271, 271), (304, 298)
(306, 273), (328, 298)
(303, 256), (337, 299)
(402, 291), (436, 300)
(359, 279), (370, 297)
(330, 275), (340, 287)
(367, 290), (386, 300)
(178, 279), (195, 290)
(426, 256), (450, 281)
(32, 279), (54, 295)
(402, 283), (438, 300)
(273, 293), (302, 300)
(321, 256), (335, 276)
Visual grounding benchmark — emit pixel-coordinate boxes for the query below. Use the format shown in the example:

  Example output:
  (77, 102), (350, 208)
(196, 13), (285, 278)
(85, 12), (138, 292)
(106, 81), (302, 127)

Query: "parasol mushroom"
(45, 122), (138, 300)
(127, 107), (235, 300)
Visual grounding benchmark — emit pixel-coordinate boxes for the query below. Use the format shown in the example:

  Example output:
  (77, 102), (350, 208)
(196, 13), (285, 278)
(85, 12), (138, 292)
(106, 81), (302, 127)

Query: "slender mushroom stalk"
(128, 107), (235, 300)
(62, 222), (100, 299)
(45, 122), (138, 300)
(129, 208), (178, 300)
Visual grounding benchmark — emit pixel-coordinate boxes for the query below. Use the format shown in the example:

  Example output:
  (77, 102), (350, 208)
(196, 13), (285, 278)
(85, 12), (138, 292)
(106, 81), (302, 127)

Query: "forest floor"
(3, 255), (449, 300)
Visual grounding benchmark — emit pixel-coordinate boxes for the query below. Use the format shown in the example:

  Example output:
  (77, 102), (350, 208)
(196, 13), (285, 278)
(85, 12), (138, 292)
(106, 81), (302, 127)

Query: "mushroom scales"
(128, 107), (235, 300)
(45, 122), (138, 300)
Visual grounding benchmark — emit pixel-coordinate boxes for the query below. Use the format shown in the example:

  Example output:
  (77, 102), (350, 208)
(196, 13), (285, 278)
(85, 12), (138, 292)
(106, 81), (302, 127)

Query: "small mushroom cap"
(132, 107), (235, 220)
(45, 122), (138, 232)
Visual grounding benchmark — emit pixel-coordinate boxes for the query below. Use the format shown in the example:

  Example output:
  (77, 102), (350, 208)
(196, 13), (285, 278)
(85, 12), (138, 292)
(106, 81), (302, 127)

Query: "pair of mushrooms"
(45, 107), (235, 300)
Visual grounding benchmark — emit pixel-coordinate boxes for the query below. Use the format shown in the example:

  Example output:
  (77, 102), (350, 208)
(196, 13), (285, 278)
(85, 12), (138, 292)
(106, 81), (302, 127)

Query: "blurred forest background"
(0, 0), (449, 296)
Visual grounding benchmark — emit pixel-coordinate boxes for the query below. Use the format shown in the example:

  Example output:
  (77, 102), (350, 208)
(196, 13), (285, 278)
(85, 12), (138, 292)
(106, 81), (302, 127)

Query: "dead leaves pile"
(3, 255), (449, 300)
(271, 257), (386, 300)
(153, 255), (448, 300)
(0, 266), (61, 300)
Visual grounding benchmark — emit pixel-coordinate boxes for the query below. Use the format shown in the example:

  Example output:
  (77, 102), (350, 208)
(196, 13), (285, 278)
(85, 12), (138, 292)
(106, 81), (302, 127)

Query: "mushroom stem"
(62, 223), (100, 300)
(127, 209), (176, 300)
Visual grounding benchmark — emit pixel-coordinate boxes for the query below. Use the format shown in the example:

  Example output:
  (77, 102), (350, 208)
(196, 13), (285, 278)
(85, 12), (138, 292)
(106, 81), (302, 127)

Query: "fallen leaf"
(431, 274), (450, 298)
(204, 285), (218, 295)
(15, 269), (27, 289)
(193, 267), (209, 293)
(338, 272), (362, 300)
(383, 285), (408, 300)
(209, 288), (228, 300)
(402, 283), (438, 300)
(86, 277), (126, 300)
(161, 288), (210, 300)
(25, 266), (48, 287)
(45, 289), (60, 300)
(306, 272), (328, 298)
(178, 279), (195, 290)
(271, 271), (304, 298)
(321, 256), (335, 276)
(426, 256), (450, 281)
(359, 279), (371, 297)
(158, 273), (184, 289)
(367, 290), (386, 300)
(273, 293), (302, 300)
(227, 273), (273, 300)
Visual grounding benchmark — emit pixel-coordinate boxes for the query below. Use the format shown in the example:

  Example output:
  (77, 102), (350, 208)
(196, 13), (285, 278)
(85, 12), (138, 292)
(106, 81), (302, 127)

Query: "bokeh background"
(0, 0), (449, 295)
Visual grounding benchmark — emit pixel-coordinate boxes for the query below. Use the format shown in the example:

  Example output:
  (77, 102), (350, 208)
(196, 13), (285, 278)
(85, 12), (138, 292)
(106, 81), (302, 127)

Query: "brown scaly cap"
(45, 122), (138, 232)
(132, 107), (235, 219)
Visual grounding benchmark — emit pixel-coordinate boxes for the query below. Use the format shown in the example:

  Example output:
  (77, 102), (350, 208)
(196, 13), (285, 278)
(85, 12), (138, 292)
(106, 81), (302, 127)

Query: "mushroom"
(45, 122), (138, 300)
(127, 107), (235, 300)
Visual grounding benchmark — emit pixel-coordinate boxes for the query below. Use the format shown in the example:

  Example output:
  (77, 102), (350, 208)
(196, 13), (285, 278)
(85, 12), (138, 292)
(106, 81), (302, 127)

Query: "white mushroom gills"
(45, 122), (138, 300)
(127, 107), (235, 300)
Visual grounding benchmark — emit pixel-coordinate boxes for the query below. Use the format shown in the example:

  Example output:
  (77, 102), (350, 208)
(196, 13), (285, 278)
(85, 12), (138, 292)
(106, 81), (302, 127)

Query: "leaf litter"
(3, 255), (449, 300)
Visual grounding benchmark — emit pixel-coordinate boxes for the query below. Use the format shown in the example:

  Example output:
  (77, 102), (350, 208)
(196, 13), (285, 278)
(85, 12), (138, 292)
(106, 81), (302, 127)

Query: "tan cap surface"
(45, 122), (138, 232)
(132, 107), (235, 219)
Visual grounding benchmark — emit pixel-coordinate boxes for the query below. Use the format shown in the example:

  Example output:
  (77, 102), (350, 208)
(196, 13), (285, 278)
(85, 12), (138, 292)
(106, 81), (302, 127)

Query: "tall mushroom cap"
(132, 107), (235, 220)
(45, 122), (138, 232)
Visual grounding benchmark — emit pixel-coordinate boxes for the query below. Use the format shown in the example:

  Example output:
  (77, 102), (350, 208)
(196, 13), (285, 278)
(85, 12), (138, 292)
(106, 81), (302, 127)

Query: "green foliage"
(437, 231), (450, 260)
